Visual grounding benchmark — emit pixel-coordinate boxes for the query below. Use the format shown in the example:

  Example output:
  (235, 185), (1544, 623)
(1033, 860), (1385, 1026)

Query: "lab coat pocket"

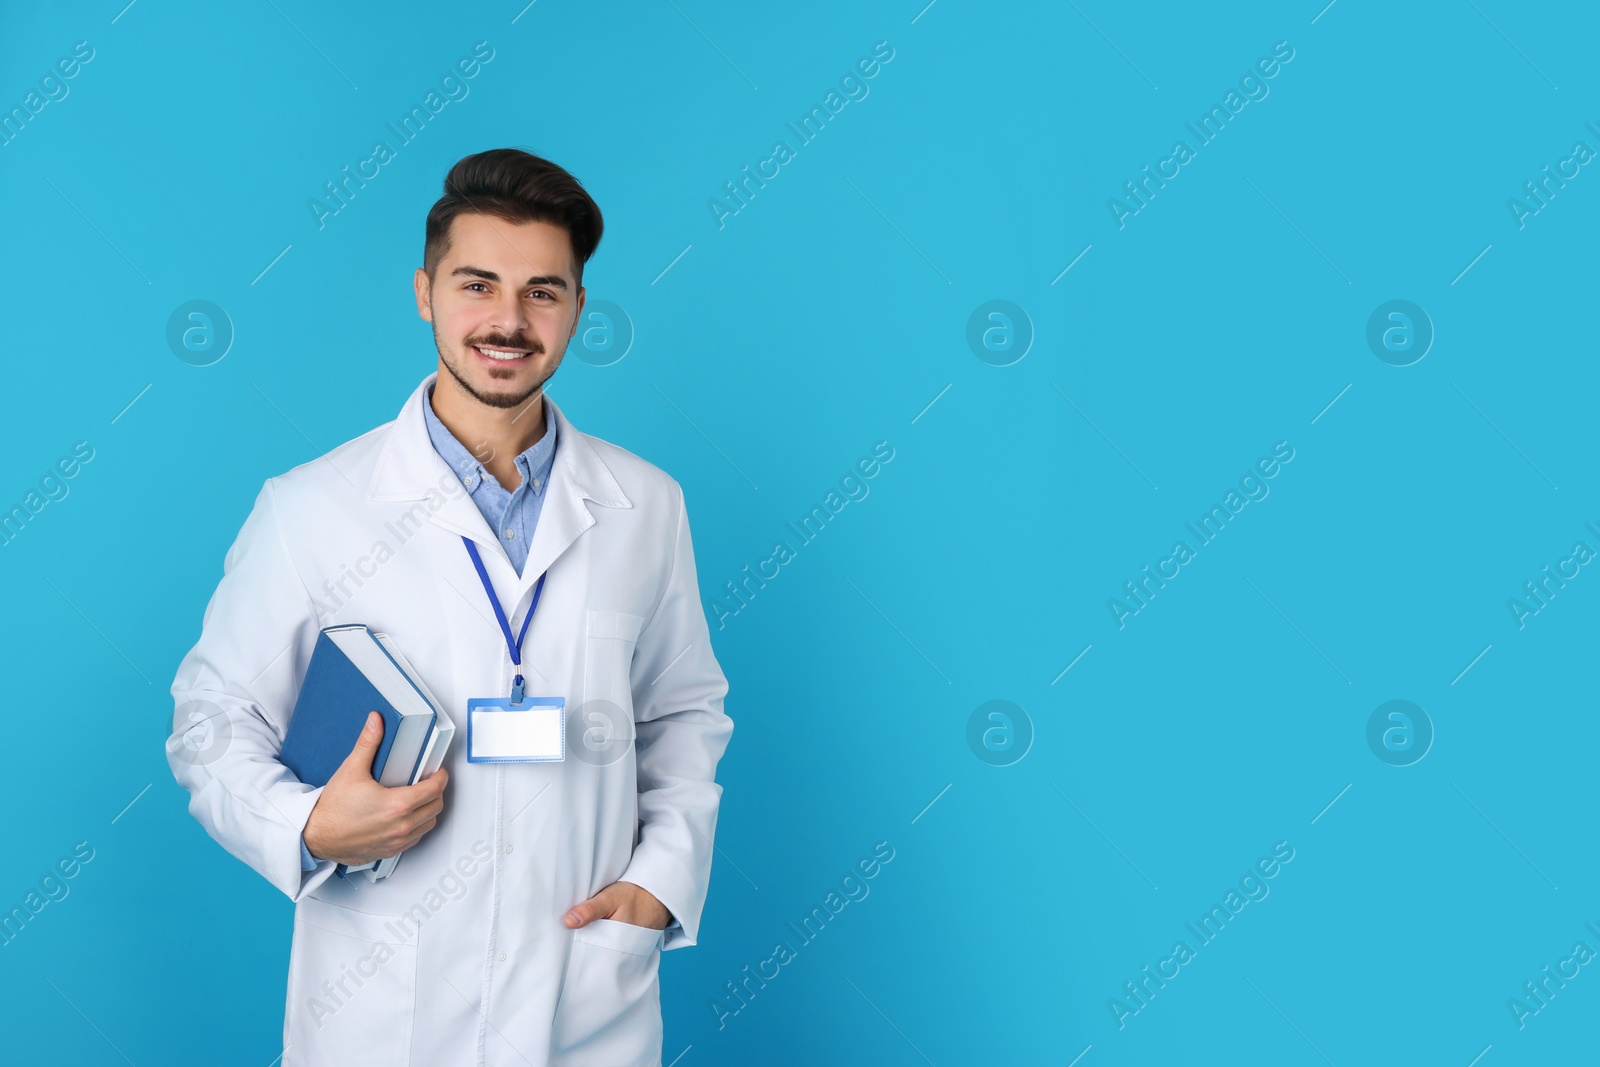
(550, 918), (663, 1064)
(584, 609), (645, 713)
(285, 897), (416, 1064)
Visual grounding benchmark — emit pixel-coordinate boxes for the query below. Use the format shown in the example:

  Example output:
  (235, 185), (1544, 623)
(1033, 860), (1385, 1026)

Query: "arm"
(616, 484), (734, 950)
(167, 478), (337, 901)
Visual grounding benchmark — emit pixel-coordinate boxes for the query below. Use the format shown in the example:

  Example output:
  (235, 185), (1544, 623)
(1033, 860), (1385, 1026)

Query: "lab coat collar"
(369, 371), (631, 599)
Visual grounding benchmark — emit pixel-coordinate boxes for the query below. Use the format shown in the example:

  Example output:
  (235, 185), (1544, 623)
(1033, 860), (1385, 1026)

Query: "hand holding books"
(280, 625), (457, 880)
(302, 712), (449, 868)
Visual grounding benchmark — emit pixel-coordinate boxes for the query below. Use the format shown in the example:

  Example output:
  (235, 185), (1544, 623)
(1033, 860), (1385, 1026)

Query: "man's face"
(414, 213), (586, 411)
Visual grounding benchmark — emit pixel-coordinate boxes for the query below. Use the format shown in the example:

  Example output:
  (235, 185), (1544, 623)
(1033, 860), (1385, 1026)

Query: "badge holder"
(460, 536), (566, 764)
(467, 695), (565, 763)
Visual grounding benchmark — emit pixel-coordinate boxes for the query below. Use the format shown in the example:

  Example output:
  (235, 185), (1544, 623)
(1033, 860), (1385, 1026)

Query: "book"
(363, 634), (455, 881)
(279, 625), (453, 880)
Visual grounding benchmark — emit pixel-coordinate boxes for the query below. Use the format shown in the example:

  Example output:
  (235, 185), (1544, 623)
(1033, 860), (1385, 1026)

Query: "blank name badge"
(466, 696), (566, 763)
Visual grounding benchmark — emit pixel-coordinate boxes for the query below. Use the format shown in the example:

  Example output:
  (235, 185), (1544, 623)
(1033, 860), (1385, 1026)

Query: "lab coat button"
(504, 844), (513, 854)
(498, 952), (507, 961)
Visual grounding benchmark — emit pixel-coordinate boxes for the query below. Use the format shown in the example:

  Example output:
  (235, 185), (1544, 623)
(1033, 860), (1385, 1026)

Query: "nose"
(488, 285), (530, 340)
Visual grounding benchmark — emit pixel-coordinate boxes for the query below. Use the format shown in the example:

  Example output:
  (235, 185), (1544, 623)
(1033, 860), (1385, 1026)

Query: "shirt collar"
(422, 383), (559, 495)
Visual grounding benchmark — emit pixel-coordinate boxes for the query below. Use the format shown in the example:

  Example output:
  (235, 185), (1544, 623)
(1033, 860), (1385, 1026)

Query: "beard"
(433, 321), (555, 411)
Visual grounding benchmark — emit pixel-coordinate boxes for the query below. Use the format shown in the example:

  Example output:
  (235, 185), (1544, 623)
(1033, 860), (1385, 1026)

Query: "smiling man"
(168, 148), (733, 1066)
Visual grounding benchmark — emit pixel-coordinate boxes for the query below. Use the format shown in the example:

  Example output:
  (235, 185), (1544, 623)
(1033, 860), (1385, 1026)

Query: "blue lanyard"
(461, 536), (547, 702)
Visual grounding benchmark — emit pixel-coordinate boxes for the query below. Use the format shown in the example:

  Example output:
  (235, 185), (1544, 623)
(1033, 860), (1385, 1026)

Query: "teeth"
(478, 347), (527, 361)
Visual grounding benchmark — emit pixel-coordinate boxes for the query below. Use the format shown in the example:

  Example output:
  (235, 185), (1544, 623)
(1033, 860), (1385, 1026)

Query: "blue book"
(281, 625), (450, 877)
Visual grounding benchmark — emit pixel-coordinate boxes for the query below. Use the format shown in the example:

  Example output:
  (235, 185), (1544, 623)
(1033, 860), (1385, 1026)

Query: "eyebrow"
(450, 266), (569, 291)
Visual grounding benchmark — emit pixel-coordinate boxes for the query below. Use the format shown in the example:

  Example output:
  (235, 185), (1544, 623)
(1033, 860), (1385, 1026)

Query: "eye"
(528, 290), (554, 301)
(465, 282), (488, 292)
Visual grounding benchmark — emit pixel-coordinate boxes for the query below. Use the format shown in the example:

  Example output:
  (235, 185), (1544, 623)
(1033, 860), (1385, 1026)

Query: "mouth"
(473, 344), (533, 364)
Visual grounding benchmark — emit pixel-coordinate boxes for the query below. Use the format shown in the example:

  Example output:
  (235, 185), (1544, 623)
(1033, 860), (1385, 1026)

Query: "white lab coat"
(167, 372), (732, 1066)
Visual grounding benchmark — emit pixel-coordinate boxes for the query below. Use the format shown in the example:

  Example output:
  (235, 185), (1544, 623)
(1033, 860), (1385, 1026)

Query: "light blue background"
(0, 1), (1592, 1063)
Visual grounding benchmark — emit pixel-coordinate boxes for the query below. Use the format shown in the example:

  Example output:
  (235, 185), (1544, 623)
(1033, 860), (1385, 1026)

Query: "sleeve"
(618, 484), (734, 951)
(166, 478), (338, 901)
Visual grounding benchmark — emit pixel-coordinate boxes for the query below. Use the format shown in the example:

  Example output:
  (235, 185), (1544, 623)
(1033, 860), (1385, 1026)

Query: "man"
(167, 148), (733, 1066)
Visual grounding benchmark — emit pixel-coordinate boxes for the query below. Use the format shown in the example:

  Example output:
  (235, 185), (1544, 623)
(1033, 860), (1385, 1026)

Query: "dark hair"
(423, 148), (604, 285)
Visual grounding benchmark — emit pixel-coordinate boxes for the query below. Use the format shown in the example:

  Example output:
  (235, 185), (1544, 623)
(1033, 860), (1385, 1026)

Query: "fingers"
(393, 767), (448, 811)
(333, 715), (447, 857)
(397, 814), (439, 853)
(564, 885), (617, 928)
(414, 794), (445, 823)
(380, 808), (438, 855)
(567, 901), (608, 927)
(381, 787), (444, 849)
(337, 712), (385, 777)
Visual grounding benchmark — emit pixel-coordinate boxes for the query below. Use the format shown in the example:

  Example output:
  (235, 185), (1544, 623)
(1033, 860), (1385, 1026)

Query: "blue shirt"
(299, 384), (559, 871)
(420, 384), (559, 576)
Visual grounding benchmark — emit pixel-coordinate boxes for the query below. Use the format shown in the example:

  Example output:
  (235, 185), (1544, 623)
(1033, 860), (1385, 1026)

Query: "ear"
(413, 268), (433, 322)
(569, 286), (586, 340)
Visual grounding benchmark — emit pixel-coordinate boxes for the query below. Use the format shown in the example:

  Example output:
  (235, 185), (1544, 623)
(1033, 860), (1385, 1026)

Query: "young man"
(167, 149), (733, 1066)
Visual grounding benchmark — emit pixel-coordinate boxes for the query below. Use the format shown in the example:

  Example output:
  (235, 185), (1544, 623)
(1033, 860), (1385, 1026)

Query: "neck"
(431, 374), (548, 491)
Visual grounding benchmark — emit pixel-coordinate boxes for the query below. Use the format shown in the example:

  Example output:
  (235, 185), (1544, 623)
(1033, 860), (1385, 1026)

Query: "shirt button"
(504, 529), (515, 539)
(464, 475), (477, 488)
(532, 479), (542, 490)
